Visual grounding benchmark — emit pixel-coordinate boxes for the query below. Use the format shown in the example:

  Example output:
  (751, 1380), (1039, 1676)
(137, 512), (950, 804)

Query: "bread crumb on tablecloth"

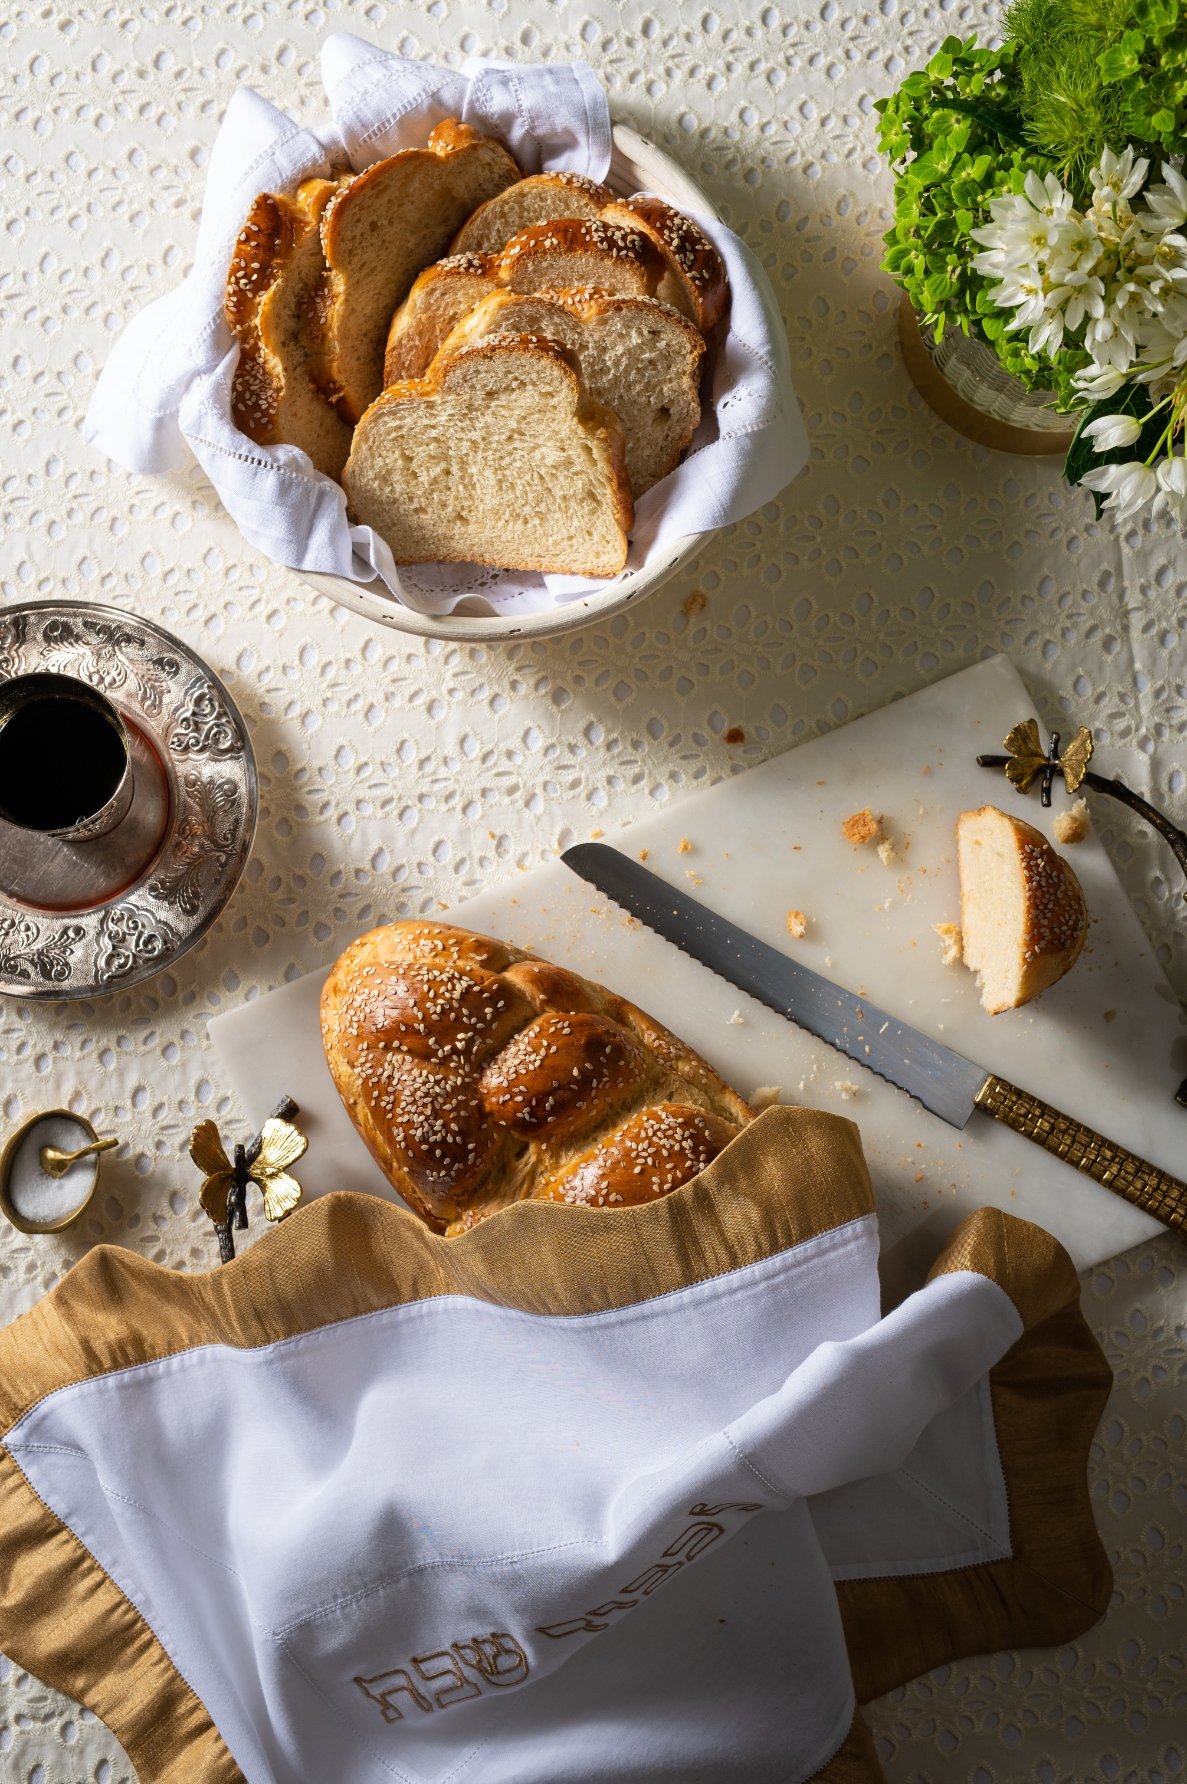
(934, 922), (963, 968)
(786, 909), (808, 939)
(842, 807), (882, 846)
(750, 1085), (783, 1110)
(1053, 797), (1090, 844)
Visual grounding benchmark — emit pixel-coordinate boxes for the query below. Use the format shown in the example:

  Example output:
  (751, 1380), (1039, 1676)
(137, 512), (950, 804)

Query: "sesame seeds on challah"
(320, 919), (752, 1235)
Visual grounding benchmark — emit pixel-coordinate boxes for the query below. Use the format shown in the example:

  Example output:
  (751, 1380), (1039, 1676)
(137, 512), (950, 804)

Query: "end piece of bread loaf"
(225, 179), (354, 480)
(343, 331), (633, 576)
(451, 170), (614, 255)
(957, 805), (1088, 1014)
(318, 119), (520, 423)
(440, 289), (704, 496)
(601, 194), (729, 332)
(319, 918), (753, 1234)
(383, 216), (666, 384)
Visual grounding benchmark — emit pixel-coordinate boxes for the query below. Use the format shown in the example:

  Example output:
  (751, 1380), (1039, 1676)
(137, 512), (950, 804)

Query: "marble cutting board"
(210, 653), (1187, 1272)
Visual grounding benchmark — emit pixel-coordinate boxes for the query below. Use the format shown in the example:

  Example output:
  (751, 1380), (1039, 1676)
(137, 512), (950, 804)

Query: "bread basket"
(299, 124), (723, 644)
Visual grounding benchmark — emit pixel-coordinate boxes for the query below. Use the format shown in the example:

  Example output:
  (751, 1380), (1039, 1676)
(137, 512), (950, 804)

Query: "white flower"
(1082, 413), (1144, 452)
(1084, 311), (1138, 373)
(1144, 166), (1187, 232)
(1024, 168), (1075, 220)
(1080, 460), (1159, 520)
(1153, 454), (1187, 523)
(1090, 145), (1151, 208)
(1074, 362), (1129, 399)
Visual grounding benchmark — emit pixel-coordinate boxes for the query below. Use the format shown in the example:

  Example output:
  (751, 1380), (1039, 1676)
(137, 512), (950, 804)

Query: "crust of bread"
(440, 288), (704, 495)
(320, 919), (752, 1233)
(601, 194), (729, 332)
(317, 120), (520, 422)
(450, 170), (616, 255)
(382, 252), (497, 387)
(344, 331), (634, 576)
(383, 216), (665, 385)
(225, 178), (354, 479)
(957, 805), (1088, 1014)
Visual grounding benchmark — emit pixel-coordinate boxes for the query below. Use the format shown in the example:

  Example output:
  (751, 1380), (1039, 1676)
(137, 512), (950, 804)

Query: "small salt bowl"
(0, 1110), (113, 1234)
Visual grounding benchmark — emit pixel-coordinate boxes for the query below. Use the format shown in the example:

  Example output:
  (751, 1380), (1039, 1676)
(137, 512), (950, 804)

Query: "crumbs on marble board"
(677, 837), (694, 854)
(934, 922), (963, 968)
(786, 909), (808, 939)
(833, 1080), (860, 1101)
(841, 807), (882, 846)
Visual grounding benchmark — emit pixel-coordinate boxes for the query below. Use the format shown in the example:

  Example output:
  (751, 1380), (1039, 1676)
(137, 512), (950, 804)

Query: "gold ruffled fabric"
(0, 1108), (1111, 1784)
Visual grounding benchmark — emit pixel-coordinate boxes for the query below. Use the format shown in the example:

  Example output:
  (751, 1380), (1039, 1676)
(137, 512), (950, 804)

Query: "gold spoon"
(39, 1136), (118, 1178)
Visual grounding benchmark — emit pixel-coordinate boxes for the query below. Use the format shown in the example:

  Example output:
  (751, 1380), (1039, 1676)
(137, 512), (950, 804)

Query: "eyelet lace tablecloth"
(0, 3), (1184, 1779)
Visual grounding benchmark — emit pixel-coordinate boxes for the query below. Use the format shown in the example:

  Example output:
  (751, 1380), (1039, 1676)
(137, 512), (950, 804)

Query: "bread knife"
(562, 843), (1186, 1232)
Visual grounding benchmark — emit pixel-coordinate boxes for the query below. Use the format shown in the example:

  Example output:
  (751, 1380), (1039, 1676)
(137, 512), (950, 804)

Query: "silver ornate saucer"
(0, 602), (257, 1000)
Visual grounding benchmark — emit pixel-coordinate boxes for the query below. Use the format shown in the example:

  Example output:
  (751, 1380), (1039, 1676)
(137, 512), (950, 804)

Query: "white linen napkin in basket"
(82, 34), (807, 619)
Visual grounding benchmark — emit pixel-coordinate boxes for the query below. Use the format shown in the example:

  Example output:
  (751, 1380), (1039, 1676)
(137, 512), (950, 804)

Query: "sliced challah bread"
(451, 170), (614, 254)
(225, 178), (353, 480)
(317, 120), (520, 423)
(382, 216), (666, 384)
(343, 332), (633, 576)
(320, 918), (753, 1234)
(602, 194), (729, 331)
(957, 805), (1088, 1014)
(441, 289), (704, 496)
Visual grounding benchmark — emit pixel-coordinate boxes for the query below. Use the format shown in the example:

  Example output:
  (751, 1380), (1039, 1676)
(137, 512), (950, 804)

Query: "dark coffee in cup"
(0, 674), (133, 840)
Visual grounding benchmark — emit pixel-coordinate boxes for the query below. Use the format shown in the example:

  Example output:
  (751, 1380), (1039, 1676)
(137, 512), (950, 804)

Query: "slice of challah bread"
(343, 332), (633, 576)
(383, 216), (666, 384)
(451, 170), (614, 254)
(601, 194), (729, 332)
(441, 289), (704, 496)
(957, 805), (1088, 1014)
(225, 178), (353, 480)
(320, 919), (753, 1234)
(317, 119), (520, 423)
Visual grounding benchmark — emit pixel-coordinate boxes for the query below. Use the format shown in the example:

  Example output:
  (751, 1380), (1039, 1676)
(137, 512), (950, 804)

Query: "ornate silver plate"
(0, 602), (257, 1000)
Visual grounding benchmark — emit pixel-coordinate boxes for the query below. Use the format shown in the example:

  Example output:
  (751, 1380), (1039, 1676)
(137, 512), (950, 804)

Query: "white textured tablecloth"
(0, 3), (1183, 1780)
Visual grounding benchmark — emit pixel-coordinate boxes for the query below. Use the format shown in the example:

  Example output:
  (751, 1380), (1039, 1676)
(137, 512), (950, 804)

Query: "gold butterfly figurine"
(1002, 719), (1094, 804)
(189, 1099), (307, 1262)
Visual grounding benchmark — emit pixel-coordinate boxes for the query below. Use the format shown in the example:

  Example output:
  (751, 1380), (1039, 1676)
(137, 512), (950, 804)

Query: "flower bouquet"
(876, 1), (1187, 522)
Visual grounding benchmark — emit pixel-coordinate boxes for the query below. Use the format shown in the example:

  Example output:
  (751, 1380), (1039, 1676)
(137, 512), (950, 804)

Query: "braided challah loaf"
(320, 920), (752, 1235)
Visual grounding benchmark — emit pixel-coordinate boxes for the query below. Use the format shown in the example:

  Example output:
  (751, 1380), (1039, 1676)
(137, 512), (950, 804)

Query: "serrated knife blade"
(561, 842), (1186, 1230)
(563, 842), (986, 1126)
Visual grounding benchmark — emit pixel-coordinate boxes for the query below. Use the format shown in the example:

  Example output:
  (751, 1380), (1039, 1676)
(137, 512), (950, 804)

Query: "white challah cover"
(0, 1110), (1110, 1784)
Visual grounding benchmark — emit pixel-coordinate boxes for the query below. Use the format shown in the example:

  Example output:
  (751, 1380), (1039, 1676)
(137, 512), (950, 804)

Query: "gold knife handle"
(974, 1075), (1187, 1231)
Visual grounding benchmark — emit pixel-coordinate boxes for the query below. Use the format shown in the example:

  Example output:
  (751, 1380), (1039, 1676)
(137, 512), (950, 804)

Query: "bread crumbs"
(934, 922), (963, 967)
(842, 808), (882, 846)
(833, 1080), (860, 1100)
(876, 837), (897, 867)
(786, 909), (808, 939)
(1053, 797), (1090, 844)
(677, 838), (693, 854)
